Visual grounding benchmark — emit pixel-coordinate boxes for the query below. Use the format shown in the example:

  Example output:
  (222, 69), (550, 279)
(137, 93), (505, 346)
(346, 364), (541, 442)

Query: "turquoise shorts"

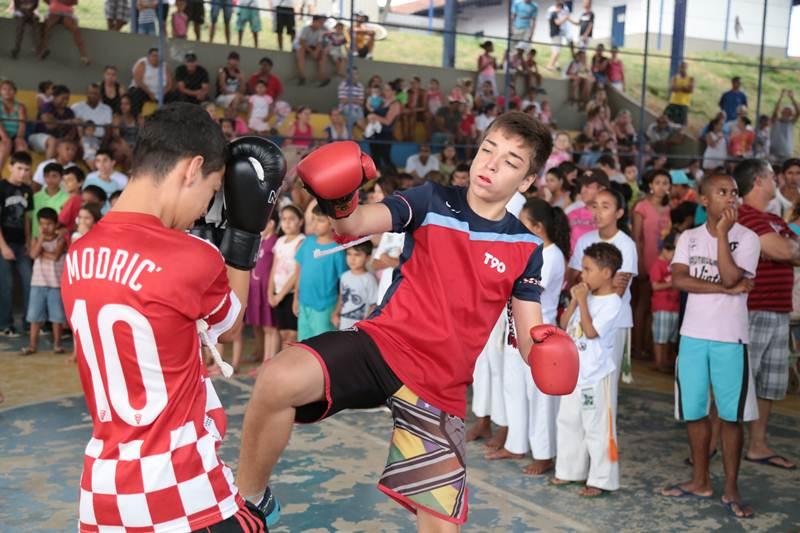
(298, 304), (336, 342)
(675, 336), (756, 423)
(236, 7), (262, 32)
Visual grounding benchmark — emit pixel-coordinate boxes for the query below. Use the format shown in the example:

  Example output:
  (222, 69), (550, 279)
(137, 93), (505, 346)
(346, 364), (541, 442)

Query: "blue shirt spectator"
(295, 235), (348, 310)
(512, 0), (538, 31)
(719, 77), (747, 122)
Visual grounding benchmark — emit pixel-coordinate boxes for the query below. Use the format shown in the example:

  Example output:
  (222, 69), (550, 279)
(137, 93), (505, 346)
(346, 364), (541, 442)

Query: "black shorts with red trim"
(294, 327), (402, 423)
(193, 501), (266, 532)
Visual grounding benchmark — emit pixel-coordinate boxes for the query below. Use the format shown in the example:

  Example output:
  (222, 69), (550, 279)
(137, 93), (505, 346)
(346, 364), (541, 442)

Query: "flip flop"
(721, 498), (754, 519)
(53, 347), (65, 354)
(659, 485), (713, 500)
(744, 454), (797, 470)
(20, 347), (36, 356)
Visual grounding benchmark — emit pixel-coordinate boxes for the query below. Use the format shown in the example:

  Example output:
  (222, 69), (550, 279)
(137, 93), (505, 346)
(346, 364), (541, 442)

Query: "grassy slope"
(8, 2), (800, 151)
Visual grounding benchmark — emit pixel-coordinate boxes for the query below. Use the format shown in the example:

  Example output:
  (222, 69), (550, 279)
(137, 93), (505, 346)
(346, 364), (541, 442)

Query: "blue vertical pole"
(442, 0), (456, 68)
(669, 0), (686, 80)
(657, 0), (664, 50)
(755, 0), (768, 119)
(637, 0), (651, 173)
(428, 0), (434, 34)
(723, 0), (731, 50)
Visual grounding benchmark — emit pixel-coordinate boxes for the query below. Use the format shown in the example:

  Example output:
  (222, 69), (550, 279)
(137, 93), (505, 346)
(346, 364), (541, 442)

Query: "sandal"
(20, 347), (36, 356)
(54, 347), (65, 354)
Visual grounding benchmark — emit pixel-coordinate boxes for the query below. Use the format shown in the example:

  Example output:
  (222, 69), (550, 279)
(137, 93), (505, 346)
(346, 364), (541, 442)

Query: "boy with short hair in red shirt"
(649, 232), (680, 373)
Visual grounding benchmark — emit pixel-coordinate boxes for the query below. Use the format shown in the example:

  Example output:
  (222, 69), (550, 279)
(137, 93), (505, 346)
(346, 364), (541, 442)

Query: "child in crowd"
(58, 167), (85, 240)
(566, 169), (610, 252)
(660, 174), (760, 519)
(622, 162), (640, 211)
(544, 131), (572, 173)
(326, 22), (348, 78)
(544, 166), (571, 210)
(247, 80), (274, 135)
(80, 185), (107, 211)
(21, 207), (66, 355)
(539, 100), (553, 126)
(293, 205), (348, 341)
(332, 241), (378, 331)
(269, 205), (305, 348)
(364, 85), (384, 138)
(36, 80), (53, 113)
(82, 154), (120, 213)
(172, 0), (188, 39)
(569, 188), (638, 383)
(476, 41), (498, 96)
(649, 232), (679, 373)
(70, 203), (102, 245)
(246, 212), (280, 376)
(109, 190), (122, 208)
(33, 162), (68, 239)
(555, 242), (623, 497)
(0, 151), (34, 337)
(80, 121), (100, 168)
(86, 149), (128, 190)
(33, 138), (78, 188)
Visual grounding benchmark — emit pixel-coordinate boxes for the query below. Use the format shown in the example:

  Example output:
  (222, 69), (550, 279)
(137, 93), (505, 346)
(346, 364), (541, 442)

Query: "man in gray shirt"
(770, 89), (799, 164)
(294, 15), (329, 86)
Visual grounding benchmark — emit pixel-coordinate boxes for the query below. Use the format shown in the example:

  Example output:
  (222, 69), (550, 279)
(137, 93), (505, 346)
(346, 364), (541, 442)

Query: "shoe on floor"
(0, 327), (20, 338)
(256, 486), (281, 528)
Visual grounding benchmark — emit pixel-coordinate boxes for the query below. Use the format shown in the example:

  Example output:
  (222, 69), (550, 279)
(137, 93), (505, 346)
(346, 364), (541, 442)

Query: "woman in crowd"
(0, 80), (28, 172)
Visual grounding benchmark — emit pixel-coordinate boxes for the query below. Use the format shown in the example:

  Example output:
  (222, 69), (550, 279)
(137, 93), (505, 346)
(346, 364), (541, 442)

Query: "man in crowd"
(71, 83), (113, 142)
(128, 48), (175, 115)
(404, 144), (440, 181)
(28, 85), (77, 159)
(354, 12), (376, 59)
(719, 77), (748, 125)
(247, 56), (284, 101)
(665, 61), (694, 126)
(294, 15), (329, 86)
(511, 0), (538, 45)
(175, 52), (210, 104)
(338, 66), (365, 130)
(770, 89), (799, 164)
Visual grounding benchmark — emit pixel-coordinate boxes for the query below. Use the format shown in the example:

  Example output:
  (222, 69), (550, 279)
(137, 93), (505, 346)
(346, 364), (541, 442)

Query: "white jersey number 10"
(70, 299), (168, 426)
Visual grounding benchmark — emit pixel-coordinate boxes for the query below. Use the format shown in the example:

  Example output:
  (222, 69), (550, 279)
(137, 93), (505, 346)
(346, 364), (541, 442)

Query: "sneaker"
(0, 328), (20, 338)
(256, 486), (281, 528)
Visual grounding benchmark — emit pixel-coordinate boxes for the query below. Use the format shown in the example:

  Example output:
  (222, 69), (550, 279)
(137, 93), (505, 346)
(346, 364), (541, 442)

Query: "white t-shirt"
(86, 170), (129, 191)
(272, 234), (305, 293)
(33, 158), (78, 186)
(475, 113), (495, 133)
(569, 229), (638, 328)
(566, 292), (621, 386)
(672, 223), (760, 344)
(71, 101), (114, 138)
(338, 270), (379, 330)
(372, 232), (405, 303)
(404, 154), (440, 179)
(540, 243), (565, 325)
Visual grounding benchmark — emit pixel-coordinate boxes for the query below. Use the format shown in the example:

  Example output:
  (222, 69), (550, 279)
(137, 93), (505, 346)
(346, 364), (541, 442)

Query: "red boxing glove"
(527, 325), (579, 396)
(296, 141), (377, 219)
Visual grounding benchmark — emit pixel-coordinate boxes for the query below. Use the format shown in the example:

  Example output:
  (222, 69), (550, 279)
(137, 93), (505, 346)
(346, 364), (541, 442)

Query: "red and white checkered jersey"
(61, 212), (245, 532)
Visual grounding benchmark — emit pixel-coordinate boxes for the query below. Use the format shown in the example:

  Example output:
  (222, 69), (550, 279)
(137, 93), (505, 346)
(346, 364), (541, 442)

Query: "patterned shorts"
(378, 386), (468, 525)
(749, 311), (790, 401)
(652, 311), (679, 344)
(104, 0), (129, 22)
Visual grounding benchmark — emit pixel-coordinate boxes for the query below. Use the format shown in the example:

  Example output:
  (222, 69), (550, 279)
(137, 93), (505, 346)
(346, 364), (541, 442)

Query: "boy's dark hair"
(311, 204), (324, 216)
(80, 203), (103, 223)
(350, 240), (374, 256)
(38, 80), (53, 93)
(96, 148), (115, 160)
(83, 184), (108, 204)
(484, 111), (553, 175)
(661, 231), (677, 251)
(557, 161), (578, 176)
(584, 242), (623, 275)
(37, 207), (59, 223)
(64, 166), (86, 182)
(10, 151), (33, 166)
(43, 162), (64, 176)
(132, 102), (227, 182)
(109, 190), (122, 202)
(53, 85), (70, 98)
(671, 200), (696, 227)
(578, 168), (610, 190)
(596, 154), (616, 169)
(781, 158), (800, 173)
(732, 158), (770, 197)
(453, 163), (470, 174)
(84, 120), (96, 128)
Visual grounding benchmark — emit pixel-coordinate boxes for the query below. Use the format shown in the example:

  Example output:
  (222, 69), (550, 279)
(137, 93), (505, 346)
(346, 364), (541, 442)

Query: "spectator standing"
(216, 51), (245, 111)
(775, 158), (800, 216)
(175, 52), (210, 104)
(128, 48), (174, 115)
(172, 0), (189, 38)
(11, 0), (40, 59)
(733, 159), (798, 471)
(607, 46), (625, 92)
(294, 15), (329, 86)
(575, 0), (594, 48)
(702, 116), (728, 170)
(186, 0), (204, 40)
(273, 0), (297, 51)
(476, 41), (499, 97)
(719, 77), (748, 125)
(402, 77), (426, 141)
(337, 66), (365, 129)
(769, 89), (799, 164)
(57, 166), (84, 242)
(728, 116), (755, 158)
(246, 213), (280, 369)
(0, 152), (34, 337)
(511, 0), (538, 45)
(367, 81), (403, 175)
(648, 232), (679, 372)
(332, 241), (379, 330)
(37, 0), (89, 65)
(209, 0), (233, 44)
(545, 1), (571, 71)
(269, 205), (304, 349)
(71, 83), (113, 142)
(21, 207), (66, 355)
(105, 0), (128, 31)
(32, 163), (68, 239)
(753, 114), (771, 160)
(404, 144), (440, 181)
(0, 80), (29, 171)
(660, 173), (759, 520)
(665, 61), (693, 126)
(136, 0), (158, 35)
(236, 0), (262, 46)
(590, 43), (609, 87)
(566, 170), (609, 252)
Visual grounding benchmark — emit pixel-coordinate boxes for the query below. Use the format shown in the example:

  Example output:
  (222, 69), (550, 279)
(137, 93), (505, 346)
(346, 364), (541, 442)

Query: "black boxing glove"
(219, 137), (287, 270)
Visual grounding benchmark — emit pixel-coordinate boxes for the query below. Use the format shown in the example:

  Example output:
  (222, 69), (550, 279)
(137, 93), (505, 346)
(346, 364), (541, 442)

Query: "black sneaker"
(0, 327), (20, 338)
(256, 486), (281, 528)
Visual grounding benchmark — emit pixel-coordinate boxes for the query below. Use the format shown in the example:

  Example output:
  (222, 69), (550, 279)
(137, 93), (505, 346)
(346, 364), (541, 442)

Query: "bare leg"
(484, 425), (508, 451)
(194, 21), (201, 40)
(277, 32), (283, 51)
(231, 331), (243, 373)
(747, 398), (795, 468)
(660, 418), (713, 497)
(417, 510), (460, 532)
(53, 322), (63, 352)
(209, 22), (217, 42)
(238, 30), (243, 46)
(465, 415), (492, 441)
(253, 31), (258, 48)
(25, 323), (41, 353)
(224, 21), (231, 44)
(252, 326), (265, 361)
(62, 17), (88, 62)
(235, 346), (326, 496)
(720, 420), (753, 518)
(653, 344), (672, 373)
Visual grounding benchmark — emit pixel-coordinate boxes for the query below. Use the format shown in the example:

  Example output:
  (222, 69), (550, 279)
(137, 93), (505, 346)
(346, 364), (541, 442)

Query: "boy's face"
(44, 171), (62, 190)
(85, 126), (96, 138)
(39, 218), (56, 237)
(592, 191), (622, 228)
(346, 248), (368, 270)
(581, 181), (600, 203)
(81, 190), (102, 205)
(313, 214), (332, 237)
(662, 248), (675, 263)
(95, 154), (115, 174)
(469, 129), (535, 203)
(623, 165), (637, 183)
(57, 142), (78, 163)
(450, 169), (468, 185)
(8, 162), (31, 184)
(701, 176), (738, 219)
(63, 173), (80, 194)
(581, 256), (611, 291)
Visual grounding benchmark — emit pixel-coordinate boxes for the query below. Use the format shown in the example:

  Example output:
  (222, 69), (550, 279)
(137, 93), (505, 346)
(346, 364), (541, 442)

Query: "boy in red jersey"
(61, 103), (284, 532)
(237, 112), (577, 531)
